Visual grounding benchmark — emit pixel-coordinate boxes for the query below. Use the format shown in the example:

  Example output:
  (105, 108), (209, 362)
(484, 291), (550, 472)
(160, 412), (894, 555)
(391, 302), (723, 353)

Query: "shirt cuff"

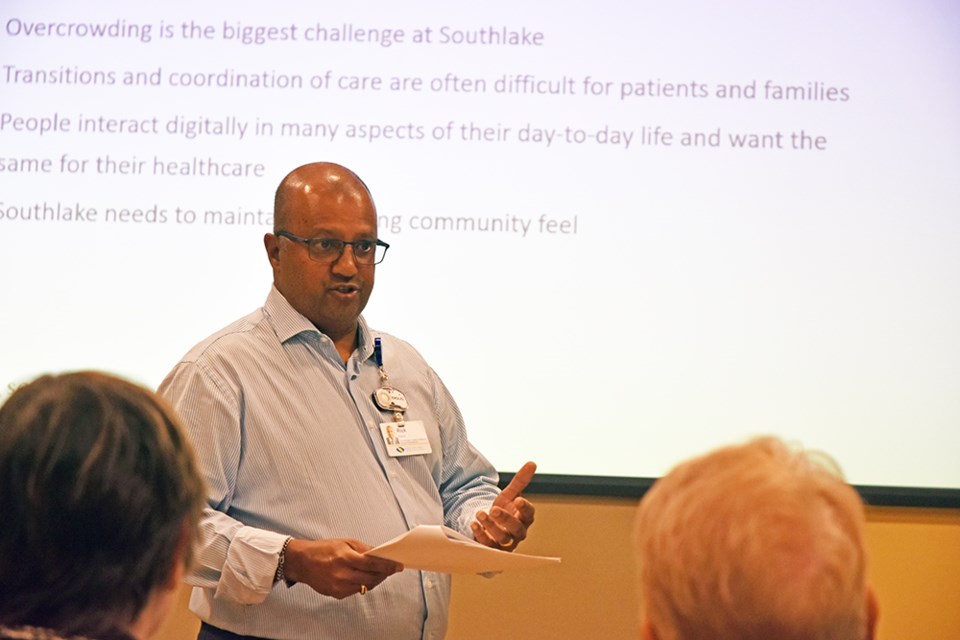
(215, 526), (290, 604)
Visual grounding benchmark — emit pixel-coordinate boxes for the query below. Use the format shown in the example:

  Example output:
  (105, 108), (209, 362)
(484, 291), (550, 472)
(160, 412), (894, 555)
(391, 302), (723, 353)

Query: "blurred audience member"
(0, 371), (205, 640)
(635, 436), (878, 640)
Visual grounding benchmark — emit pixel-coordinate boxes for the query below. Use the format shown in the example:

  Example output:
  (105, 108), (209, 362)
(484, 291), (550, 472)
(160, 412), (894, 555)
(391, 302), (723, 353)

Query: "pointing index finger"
(499, 461), (537, 503)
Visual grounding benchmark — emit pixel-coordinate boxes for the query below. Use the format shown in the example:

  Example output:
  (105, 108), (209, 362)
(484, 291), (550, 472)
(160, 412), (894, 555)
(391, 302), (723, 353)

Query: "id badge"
(380, 420), (432, 457)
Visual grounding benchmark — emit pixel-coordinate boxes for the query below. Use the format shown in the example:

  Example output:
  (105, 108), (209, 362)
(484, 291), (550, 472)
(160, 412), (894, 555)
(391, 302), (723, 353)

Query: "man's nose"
(331, 244), (359, 275)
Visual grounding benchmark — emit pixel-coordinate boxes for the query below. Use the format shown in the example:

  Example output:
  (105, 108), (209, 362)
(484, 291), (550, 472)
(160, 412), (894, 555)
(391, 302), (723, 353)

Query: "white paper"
(366, 525), (561, 574)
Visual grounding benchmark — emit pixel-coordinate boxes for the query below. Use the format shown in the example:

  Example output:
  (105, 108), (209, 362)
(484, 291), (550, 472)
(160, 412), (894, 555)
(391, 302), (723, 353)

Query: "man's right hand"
(283, 538), (403, 599)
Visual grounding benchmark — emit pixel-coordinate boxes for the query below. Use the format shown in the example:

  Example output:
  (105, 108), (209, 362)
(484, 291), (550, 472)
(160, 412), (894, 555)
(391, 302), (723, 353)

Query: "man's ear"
(165, 523), (193, 589)
(128, 525), (193, 640)
(264, 232), (280, 268)
(640, 617), (660, 640)
(865, 586), (879, 640)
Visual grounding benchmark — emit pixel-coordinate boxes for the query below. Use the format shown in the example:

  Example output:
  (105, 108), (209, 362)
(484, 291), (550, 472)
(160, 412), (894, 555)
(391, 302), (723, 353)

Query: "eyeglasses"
(276, 231), (390, 265)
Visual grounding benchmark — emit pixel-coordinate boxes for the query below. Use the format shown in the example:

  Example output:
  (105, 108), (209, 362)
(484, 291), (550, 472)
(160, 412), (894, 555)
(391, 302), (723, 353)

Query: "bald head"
(265, 162), (380, 359)
(274, 162), (375, 233)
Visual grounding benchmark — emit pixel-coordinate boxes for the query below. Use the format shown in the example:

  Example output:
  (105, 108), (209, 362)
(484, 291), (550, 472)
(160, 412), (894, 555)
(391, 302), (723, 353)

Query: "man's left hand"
(471, 461), (537, 551)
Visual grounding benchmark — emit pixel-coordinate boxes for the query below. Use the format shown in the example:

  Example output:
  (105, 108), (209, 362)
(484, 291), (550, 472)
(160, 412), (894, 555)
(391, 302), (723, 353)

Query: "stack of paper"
(366, 525), (561, 574)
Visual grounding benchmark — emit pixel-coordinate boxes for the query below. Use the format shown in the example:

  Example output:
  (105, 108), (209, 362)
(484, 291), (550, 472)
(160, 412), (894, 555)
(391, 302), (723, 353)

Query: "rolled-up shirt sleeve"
(160, 358), (286, 604)
(189, 509), (289, 604)
(429, 367), (502, 536)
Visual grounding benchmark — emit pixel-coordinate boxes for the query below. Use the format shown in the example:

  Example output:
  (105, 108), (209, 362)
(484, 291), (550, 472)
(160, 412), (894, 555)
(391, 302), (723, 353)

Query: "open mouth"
(331, 284), (360, 295)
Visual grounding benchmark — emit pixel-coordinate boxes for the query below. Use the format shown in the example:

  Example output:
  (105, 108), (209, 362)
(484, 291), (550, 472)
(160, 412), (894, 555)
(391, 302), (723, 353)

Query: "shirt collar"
(264, 286), (375, 362)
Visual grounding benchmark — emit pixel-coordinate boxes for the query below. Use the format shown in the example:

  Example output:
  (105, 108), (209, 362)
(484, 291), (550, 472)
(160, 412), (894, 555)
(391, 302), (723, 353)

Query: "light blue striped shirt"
(159, 287), (501, 640)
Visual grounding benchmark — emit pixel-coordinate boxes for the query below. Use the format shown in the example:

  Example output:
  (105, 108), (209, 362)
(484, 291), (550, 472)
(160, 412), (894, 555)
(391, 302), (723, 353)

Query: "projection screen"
(2, 1), (958, 506)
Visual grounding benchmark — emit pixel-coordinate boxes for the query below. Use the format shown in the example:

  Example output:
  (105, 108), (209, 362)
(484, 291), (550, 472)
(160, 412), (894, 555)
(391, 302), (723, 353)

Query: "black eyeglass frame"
(275, 230), (390, 265)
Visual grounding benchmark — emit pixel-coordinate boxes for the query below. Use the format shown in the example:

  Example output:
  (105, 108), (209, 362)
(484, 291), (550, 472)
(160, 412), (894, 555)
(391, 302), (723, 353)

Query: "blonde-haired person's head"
(634, 436), (878, 640)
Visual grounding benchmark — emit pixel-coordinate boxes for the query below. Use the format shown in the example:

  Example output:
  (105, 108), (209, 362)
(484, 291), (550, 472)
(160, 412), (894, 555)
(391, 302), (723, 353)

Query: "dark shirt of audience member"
(634, 436), (879, 640)
(0, 371), (206, 640)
